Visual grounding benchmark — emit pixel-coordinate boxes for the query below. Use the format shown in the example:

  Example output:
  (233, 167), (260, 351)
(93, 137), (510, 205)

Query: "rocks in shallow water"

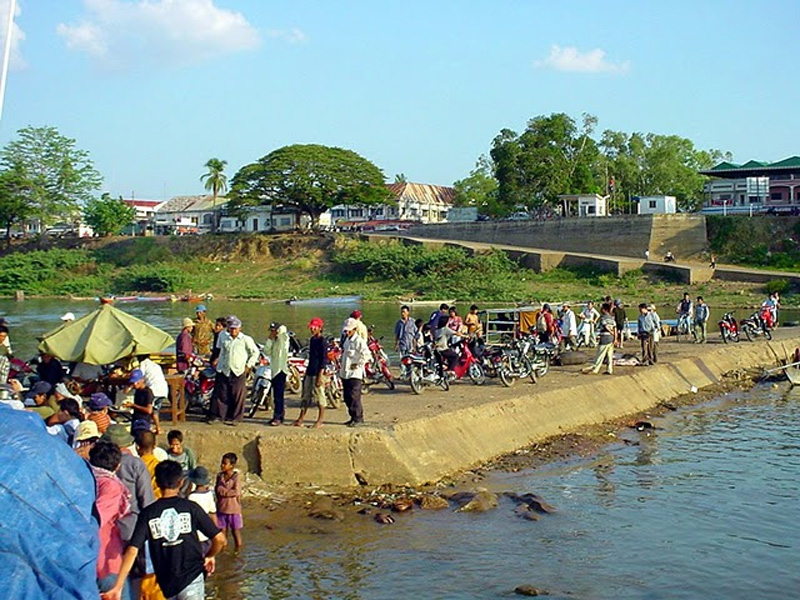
(456, 490), (499, 513)
(392, 498), (414, 512)
(308, 497), (345, 522)
(374, 512), (395, 524)
(504, 492), (556, 514)
(514, 504), (540, 521)
(514, 584), (548, 596)
(419, 494), (449, 510)
(632, 421), (655, 431)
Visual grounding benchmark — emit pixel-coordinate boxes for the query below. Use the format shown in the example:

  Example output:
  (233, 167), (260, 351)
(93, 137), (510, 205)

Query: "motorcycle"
(527, 339), (556, 379)
(363, 332), (395, 392)
(445, 338), (485, 385)
(246, 352), (273, 418)
(324, 339), (343, 408)
(402, 344), (450, 394)
(718, 312), (741, 344)
(741, 311), (772, 342)
(497, 336), (537, 387)
(184, 355), (216, 413)
(286, 332), (307, 394)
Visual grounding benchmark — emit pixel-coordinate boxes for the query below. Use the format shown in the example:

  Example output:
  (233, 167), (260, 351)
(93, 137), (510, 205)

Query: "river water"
(205, 383), (800, 600)
(3, 300), (799, 599)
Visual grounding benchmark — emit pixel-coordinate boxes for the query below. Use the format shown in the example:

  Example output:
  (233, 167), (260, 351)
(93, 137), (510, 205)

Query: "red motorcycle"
(324, 339), (344, 408)
(718, 312), (741, 343)
(364, 332), (395, 391)
(184, 355), (216, 413)
(444, 338), (486, 385)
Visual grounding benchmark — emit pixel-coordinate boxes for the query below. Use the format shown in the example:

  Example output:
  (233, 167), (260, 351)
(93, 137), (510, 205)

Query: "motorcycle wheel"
(247, 383), (269, 418)
(325, 384), (342, 409)
(721, 328), (729, 344)
(409, 366), (423, 395)
(743, 323), (754, 342)
(468, 362), (486, 386)
(287, 367), (301, 394)
(498, 357), (515, 387)
(439, 374), (450, 391)
(535, 354), (550, 378)
(385, 377), (395, 391)
(730, 329), (740, 342)
(765, 327), (773, 340)
(525, 358), (538, 383)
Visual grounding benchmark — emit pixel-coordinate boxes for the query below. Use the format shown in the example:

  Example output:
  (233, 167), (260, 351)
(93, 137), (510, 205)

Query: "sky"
(1, 0), (799, 201)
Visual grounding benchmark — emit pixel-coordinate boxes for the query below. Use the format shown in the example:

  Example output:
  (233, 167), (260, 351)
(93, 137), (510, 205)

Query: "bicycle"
(675, 313), (696, 343)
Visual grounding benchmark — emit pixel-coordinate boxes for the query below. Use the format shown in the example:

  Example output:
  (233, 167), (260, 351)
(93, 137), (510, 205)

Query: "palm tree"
(201, 158), (228, 232)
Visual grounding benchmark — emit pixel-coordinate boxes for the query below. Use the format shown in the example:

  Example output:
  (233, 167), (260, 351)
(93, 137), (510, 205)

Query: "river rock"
(505, 492), (556, 514)
(308, 497), (345, 522)
(419, 494), (449, 510)
(557, 351), (589, 366)
(514, 504), (540, 521)
(392, 498), (414, 512)
(456, 490), (498, 513)
(514, 584), (548, 596)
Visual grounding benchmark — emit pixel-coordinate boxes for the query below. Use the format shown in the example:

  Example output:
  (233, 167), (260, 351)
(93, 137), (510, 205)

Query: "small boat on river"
(287, 295), (362, 306)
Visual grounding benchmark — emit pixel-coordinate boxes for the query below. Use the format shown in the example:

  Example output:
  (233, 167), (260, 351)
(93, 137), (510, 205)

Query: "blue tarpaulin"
(0, 405), (99, 599)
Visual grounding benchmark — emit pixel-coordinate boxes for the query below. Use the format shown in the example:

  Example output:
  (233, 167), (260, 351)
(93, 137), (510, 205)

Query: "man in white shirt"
(263, 322), (289, 426)
(560, 303), (578, 351)
(340, 318), (370, 427)
(136, 354), (169, 418)
(217, 316), (259, 426)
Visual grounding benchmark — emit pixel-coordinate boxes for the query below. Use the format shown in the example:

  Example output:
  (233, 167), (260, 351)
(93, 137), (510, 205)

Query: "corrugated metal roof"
(386, 182), (456, 207)
(157, 195), (228, 213)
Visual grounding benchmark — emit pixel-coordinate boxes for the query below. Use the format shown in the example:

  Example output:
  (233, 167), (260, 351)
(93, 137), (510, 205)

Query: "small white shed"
(560, 194), (608, 217)
(637, 195), (677, 214)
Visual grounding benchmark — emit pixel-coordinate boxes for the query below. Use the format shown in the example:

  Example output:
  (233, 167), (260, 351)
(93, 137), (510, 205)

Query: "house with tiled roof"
(328, 181), (455, 226)
(153, 195), (228, 234)
(700, 156), (800, 215)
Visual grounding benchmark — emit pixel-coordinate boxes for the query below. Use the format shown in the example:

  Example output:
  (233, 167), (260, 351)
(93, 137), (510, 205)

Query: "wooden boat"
(287, 295), (362, 306)
(786, 365), (800, 387)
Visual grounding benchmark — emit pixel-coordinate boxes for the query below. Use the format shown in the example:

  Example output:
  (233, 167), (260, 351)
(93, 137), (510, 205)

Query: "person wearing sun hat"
(293, 317), (328, 429)
(176, 317), (194, 373)
(216, 316), (259, 425)
(73, 419), (101, 459)
(347, 310), (369, 341)
(192, 304), (214, 356)
(340, 317), (369, 427)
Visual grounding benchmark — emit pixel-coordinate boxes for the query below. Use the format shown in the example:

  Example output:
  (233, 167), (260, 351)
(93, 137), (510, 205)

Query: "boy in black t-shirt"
(129, 368), (161, 435)
(101, 460), (225, 600)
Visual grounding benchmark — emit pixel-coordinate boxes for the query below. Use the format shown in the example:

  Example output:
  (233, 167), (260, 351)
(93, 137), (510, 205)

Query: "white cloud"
(57, 0), (260, 70)
(0, 0), (27, 70)
(535, 45), (630, 74)
(267, 27), (308, 45)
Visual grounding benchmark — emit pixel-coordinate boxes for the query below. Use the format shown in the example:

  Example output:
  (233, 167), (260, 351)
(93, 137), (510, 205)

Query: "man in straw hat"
(216, 316), (259, 426)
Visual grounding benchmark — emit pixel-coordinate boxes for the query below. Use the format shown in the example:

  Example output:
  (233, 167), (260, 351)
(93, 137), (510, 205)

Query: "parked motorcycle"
(246, 352), (273, 418)
(497, 337), (537, 387)
(286, 332), (307, 394)
(184, 355), (216, 413)
(363, 333), (395, 392)
(402, 345), (450, 394)
(527, 340), (556, 379)
(445, 338), (486, 385)
(741, 311), (772, 341)
(324, 339), (343, 408)
(718, 312), (741, 343)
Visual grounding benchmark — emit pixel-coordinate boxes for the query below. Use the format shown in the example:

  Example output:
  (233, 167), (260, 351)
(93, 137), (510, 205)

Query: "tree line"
(454, 112), (730, 216)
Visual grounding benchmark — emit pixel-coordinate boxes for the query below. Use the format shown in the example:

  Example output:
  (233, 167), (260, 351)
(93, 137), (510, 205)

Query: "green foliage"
(0, 248), (98, 295)
(453, 155), (501, 216)
(84, 193), (136, 236)
(707, 215), (800, 270)
(0, 165), (32, 244)
(201, 158), (228, 202)
(0, 126), (102, 228)
(764, 279), (790, 295)
(95, 237), (177, 267)
(114, 264), (187, 293)
(229, 144), (392, 225)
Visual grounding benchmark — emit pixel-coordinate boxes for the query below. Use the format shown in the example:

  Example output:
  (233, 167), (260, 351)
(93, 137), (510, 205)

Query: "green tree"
(200, 158), (228, 206)
(0, 126), (102, 229)
(83, 193), (136, 237)
(229, 144), (392, 227)
(490, 113), (602, 215)
(394, 173), (408, 183)
(0, 165), (32, 247)
(453, 155), (501, 216)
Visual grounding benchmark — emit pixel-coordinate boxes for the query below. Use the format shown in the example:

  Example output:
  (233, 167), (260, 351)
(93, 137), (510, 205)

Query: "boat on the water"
(287, 295), (362, 306)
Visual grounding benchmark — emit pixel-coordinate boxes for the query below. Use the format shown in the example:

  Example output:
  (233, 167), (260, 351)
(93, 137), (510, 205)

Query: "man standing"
(293, 317), (327, 429)
(340, 317), (369, 427)
(175, 318), (194, 373)
(217, 317), (259, 426)
(263, 322), (289, 426)
(136, 355), (168, 423)
(637, 303), (656, 365)
(583, 303), (616, 375)
(394, 305), (416, 358)
(536, 304), (556, 344)
(694, 296), (710, 344)
(612, 299), (627, 348)
(349, 310), (369, 341)
(206, 317), (229, 423)
(192, 304), (214, 356)
(560, 303), (578, 351)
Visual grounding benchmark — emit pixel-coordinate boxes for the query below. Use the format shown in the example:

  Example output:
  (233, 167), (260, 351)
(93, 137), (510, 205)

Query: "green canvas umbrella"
(38, 303), (174, 365)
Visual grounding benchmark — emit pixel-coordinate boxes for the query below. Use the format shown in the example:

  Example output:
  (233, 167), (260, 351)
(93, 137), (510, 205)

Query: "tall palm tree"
(201, 158), (228, 207)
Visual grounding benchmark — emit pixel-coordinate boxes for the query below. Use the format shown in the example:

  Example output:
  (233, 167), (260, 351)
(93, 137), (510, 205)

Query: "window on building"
(279, 217), (291, 226)
(203, 214), (213, 224)
(351, 209), (363, 218)
(771, 192), (783, 201)
(252, 218), (259, 230)
(586, 206), (596, 214)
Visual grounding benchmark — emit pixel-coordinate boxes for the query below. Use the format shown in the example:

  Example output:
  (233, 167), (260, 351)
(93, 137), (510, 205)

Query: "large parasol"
(38, 303), (173, 365)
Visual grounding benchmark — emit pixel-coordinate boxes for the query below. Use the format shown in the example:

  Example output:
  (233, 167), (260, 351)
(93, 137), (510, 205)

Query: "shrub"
(765, 279), (790, 295)
(114, 264), (187, 293)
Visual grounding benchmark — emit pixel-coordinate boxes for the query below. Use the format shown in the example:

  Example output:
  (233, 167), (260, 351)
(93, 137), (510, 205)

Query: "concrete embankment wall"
(408, 214), (708, 260)
(184, 335), (799, 488)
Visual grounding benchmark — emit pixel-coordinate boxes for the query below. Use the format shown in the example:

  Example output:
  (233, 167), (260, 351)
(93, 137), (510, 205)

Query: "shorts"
(170, 572), (205, 600)
(300, 374), (327, 408)
(217, 512), (243, 531)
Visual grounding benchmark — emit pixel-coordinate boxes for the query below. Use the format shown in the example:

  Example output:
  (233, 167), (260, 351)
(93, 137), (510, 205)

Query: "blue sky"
(2, 0), (798, 200)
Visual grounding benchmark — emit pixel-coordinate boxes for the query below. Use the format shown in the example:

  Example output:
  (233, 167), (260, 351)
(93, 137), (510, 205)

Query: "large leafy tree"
(452, 154), (501, 216)
(229, 144), (392, 227)
(0, 126), (102, 228)
(0, 165), (32, 247)
(201, 158), (228, 206)
(490, 113), (602, 215)
(83, 193), (136, 237)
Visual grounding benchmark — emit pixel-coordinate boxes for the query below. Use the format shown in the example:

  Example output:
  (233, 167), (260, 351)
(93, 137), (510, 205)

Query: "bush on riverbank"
(707, 215), (800, 270)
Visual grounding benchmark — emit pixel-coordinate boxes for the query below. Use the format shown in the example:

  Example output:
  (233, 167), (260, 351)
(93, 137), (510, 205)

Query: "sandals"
(268, 419), (283, 426)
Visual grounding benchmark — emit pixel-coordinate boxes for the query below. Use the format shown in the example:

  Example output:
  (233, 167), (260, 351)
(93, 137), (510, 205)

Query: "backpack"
(536, 312), (548, 333)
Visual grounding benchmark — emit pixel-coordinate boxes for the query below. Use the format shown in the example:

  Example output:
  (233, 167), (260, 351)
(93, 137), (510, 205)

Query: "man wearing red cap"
(293, 317), (328, 428)
(349, 310), (368, 341)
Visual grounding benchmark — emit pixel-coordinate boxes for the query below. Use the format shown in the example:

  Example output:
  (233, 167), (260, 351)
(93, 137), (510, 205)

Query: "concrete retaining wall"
(407, 214), (708, 260)
(182, 335), (799, 488)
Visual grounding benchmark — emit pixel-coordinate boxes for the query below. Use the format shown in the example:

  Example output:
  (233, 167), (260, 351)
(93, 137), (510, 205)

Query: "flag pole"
(0, 0), (17, 121)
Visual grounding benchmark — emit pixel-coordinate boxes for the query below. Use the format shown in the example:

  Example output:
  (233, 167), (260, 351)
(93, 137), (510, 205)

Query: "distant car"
(505, 211), (531, 221)
(45, 224), (76, 237)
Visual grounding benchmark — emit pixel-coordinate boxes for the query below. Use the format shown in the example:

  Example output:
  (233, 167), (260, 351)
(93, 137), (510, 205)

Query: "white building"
(636, 195), (677, 215)
(559, 194), (608, 217)
(154, 195), (226, 235)
(328, 182), (455, 227)
(218, 205), (307, 233)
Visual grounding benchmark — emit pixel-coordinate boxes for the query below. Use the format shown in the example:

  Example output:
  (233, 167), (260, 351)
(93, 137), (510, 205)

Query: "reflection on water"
(205, 384), (800, 599)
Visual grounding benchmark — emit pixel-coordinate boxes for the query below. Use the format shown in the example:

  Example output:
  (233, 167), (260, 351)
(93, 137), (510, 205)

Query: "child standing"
(215, 452), (243, 551)
(188, 466), (217, 555)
